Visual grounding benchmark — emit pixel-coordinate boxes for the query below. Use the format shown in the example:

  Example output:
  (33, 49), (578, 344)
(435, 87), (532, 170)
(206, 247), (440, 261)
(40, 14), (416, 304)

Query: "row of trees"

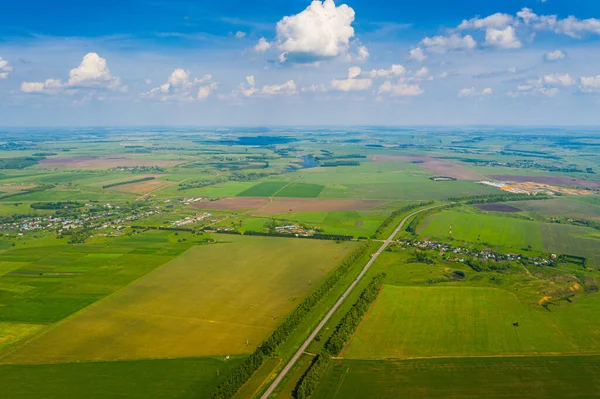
(372, 201), (435, 239)
(244, 230), (353, 241)
(102, 176), (155, 189)
(447, 193), (551, 204)
(211, 241), (374, 399)
(294, 273), (387, 399)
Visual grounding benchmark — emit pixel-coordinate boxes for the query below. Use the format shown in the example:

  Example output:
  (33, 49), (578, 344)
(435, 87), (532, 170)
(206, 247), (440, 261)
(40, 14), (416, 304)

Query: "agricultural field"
(313, 356), (600, 399)
(0, 127), (600, 398)
(3, 236), (355, 363)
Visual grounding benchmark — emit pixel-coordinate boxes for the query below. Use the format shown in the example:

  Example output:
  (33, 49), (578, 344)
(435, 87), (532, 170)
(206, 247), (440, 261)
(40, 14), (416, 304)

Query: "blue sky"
(1, 0), (600, 126)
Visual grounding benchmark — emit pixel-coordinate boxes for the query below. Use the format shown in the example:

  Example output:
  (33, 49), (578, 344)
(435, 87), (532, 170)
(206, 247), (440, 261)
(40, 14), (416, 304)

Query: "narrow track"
(259, 205), (443, 399)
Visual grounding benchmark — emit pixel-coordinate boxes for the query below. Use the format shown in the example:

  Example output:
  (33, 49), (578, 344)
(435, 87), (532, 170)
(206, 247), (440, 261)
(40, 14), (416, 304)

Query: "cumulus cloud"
(261, 80), (297, 95)
(485, 26), (521, 48)
(543, 73), (575, 86)
(545, 50), (565, 61)
(348, 66), (362, 79)
(331, 77), (372, 91)
(21, 53), (122, 95)
(356, 46), (370, 61)
(414, 67), (429, 79)
(0, 56), (13, 79)
(301, 84), (328, 93)
(458, 87), (493, 97)
(580, 75), (600, 93)
(256, 0), (356, 63)
(421, 34), (477, 53)
(235, 31), (246, 39)
(245, 75), (256, 87)
(408, 47), (426, 61)
(458, 13), (514, 30)
(254, 38), (271, 53)
(378, 81), (424, 97)
(366, 64), (406, 78)
(517, 8), (600, 38)
(145, 69), (217, 101)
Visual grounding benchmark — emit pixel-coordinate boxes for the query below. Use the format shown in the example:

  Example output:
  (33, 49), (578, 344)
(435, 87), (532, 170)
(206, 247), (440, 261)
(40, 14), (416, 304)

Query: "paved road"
(259, 205), (442, 399)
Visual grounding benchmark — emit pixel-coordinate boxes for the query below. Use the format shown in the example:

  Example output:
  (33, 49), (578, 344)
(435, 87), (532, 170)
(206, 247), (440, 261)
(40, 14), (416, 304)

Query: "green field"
(0, 357), (242, 399)
(419, 210), (544, 251)
(3, 236), (355, 363)
(313, 356), (600, 399)
(237, 181), (288, 197)
(274, 182), (324, 198)
(344, 285), (600, 359)
(541, 223), (600, 264)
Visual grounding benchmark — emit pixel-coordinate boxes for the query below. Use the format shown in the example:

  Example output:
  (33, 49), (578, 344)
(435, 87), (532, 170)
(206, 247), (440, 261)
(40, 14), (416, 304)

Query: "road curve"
(259, 205), (443, 399)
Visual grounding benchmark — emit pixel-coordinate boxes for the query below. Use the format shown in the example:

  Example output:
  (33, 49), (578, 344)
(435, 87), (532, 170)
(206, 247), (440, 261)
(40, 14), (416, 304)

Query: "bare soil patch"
(194, 197), (388, 214)
(39, 157), (184, 168)
(371, 155), (485, 180)
(489, 175), (600, 189)
(194, 197), (270, 211)
(475, 203), (523, 213)
(108, 178), (171, 194)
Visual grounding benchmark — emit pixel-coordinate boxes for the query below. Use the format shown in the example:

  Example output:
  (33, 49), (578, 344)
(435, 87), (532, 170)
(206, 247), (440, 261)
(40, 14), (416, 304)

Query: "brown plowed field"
(39, 157), (185, 168)
(195, 198), (388, 214)
(371, 154), (485, 180)
(489, 175), (600, 189)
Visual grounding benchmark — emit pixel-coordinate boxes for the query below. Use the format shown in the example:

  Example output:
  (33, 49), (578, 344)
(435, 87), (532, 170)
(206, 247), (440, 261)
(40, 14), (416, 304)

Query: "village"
(393, 238), (556, 267)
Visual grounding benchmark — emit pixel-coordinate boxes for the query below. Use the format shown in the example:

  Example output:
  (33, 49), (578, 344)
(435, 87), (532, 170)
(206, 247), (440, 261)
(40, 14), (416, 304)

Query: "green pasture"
(3, 235), (355, 363)
(0, 357), (242, 399)
(274, 182), (324, 198)
(344, 285), (600, 360)
(419, 210), (544, 251)
(237, 181), (288, 197)
(512, 197), (600, 221)
(313, 356), (600, 399)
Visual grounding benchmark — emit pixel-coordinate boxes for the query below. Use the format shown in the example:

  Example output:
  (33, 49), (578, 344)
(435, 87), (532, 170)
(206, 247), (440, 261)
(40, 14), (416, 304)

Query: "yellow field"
(0, 323), (46, 352)
(2, 236), (354, 364)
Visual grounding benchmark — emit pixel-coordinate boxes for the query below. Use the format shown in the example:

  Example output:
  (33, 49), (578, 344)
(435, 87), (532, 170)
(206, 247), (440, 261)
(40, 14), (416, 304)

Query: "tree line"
(210, 241), (374, 399)
(294, 273), (387, 399)
(102, 176), (155, 189)
(372, 201), (435, 239)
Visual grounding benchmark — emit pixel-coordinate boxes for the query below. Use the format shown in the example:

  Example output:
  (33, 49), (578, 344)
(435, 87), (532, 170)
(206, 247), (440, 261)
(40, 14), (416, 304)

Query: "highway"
(259, 205), (442, 399)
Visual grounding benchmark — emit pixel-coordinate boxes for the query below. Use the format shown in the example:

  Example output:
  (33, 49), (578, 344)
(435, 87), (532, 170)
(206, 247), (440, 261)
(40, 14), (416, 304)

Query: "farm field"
(0, 357), (242, 399)
(3, 236), (355, 364)
(418, 210), (544, 251)
(512, 198), (600, 220)
(313, 356), (600, 399)
(344, 285), (600, 360)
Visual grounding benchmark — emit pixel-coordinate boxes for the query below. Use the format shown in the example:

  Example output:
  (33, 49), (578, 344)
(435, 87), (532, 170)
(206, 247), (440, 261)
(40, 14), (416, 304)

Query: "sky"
(1, 0), (600, 126)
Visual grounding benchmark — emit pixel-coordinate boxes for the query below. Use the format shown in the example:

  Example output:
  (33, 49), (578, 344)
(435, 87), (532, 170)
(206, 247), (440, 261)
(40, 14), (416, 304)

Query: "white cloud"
(245, 75), (256, 87)
(543, 73), (575, 86)
(21, 53), (122, 94)
(0, 56), (13, 79)
(331, 77), (372, 91)
(301, 84), (328, 93)
(555, 16), (600, 38)
(545, 49), (565, 61)
(348, 66), (362, 79)
(421, 34), (477, 53)
(67, 53), (121, 89)
(367, 64), (406, 78)
(261, 0), (356, 63)
(145, 69), (217, 101)
(254, 37), (271, 53)
(579, 75), (600, 93)
(459, 87), (493, 97)
(357, 46), (370, 61)
(378, 81), (424, 97)
(408, 47), (426, 61)
(458, 13), (514, 30)
(197, 83), (219, 100)
(235, 31), (246, 39)
(485, 26), (521, 48)
(414, 66), (429, 79)
(262, 80), (297, 95)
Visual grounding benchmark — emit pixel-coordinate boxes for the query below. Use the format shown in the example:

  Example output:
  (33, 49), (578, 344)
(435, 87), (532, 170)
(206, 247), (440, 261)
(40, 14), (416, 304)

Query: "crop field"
(344, 285), (600, 360)
(3, 236), (355, 364)
(38, 156), (185, 168)
(418, 210), (544, 251)
(0, 357), (242, 399)
(313, 356), (600, 399)
(274, 182), (324, 198)
(512, 198), (600, 220)
(237, 181), (288, 197)
(541, 224), (600, 264)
